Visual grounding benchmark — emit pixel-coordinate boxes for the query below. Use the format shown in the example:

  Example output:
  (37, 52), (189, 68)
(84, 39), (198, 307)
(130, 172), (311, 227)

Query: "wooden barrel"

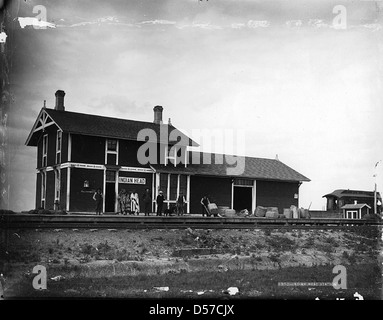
(283, 208), (292, 219)
(266, 210), (279, 218)
(220, 209), (236, 217)
(255, 206), (267, 217)
(266, 207), (279, 218)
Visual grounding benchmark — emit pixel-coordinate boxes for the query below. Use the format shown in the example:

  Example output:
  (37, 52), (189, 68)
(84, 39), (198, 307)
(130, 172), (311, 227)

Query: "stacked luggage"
(253, 205), (311, 219)
(208, 203), (219, 217)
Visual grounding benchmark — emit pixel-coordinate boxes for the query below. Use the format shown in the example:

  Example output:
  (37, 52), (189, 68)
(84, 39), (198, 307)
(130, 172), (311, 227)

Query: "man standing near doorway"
(143, 188), (152, 216)
(93, 188), (103, 215)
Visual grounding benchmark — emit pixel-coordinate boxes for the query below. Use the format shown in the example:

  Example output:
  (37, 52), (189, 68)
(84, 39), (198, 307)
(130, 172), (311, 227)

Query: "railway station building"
(26, 90), (310, 214)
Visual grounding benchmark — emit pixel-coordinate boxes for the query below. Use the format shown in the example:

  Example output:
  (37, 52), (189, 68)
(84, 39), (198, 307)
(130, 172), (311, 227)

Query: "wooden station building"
(26, 90), (310, 214)
(323, 189), (381, 212)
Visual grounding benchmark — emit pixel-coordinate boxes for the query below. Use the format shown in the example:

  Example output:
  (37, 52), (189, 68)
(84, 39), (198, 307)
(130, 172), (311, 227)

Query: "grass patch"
(324, 237), (339, 247)
(180, 234), (195, 246)
(7, 263), (381, 299)
(315, 243), (334, 254)
(352, 226), (380, 239)
(266, 235), (297, 252)
(77, 241), (135, 261)
(249, 243), (264, 251)
(305, 237), (315, 247)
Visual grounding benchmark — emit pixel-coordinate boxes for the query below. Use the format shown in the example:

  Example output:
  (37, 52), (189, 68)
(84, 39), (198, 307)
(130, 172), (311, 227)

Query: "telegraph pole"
(374, 181), (377, 215)
(374, 160), (382, 215)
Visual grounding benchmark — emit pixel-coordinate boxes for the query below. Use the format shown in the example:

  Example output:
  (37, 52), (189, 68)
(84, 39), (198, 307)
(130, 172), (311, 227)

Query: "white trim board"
(59, 162), (154, 173)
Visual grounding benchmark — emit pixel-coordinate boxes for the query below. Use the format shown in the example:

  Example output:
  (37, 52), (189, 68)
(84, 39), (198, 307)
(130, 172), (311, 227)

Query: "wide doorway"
(105, 183), (116, 213)
(233, 186), (252, 212)
(105, 170), (116, 213)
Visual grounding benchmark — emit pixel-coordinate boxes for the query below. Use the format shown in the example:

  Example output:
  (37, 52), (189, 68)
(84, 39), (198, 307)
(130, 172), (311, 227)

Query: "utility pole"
(374, 160), (382, 215)
(374, 181), (377, 215)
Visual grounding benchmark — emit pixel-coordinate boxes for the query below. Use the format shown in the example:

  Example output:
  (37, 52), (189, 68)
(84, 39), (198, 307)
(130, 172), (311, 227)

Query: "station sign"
(118, 177), (146, 184)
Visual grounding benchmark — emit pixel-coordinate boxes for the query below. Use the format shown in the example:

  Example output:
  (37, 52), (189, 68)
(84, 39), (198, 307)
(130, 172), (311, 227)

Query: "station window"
(56, 130), (62, 164)
(106, 139), (118, 165)
(159, 173), (168, 196)
(165, 145), (176, 166)
(179, 175), (187, 201)
(107, 139), (117, 152)
(41, 171), (46, 207)
(42, 134), (48, 167)
(233, 178), (253, 186)
(54, 169), (60, 201)
(160, 174), (188, 203)
(169, 174), (178, 201)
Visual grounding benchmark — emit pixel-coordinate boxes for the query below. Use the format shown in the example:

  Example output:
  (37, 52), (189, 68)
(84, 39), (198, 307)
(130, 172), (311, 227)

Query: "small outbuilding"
(341, 203), (371, 219)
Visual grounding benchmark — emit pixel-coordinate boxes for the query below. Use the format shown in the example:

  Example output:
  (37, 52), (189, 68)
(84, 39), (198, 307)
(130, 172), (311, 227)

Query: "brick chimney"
(55, 90), (65, 111)
(153, 105), (163, 124)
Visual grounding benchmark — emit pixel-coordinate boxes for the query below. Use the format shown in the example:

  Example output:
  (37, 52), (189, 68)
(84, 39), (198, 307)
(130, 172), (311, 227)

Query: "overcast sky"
(6, 0), (383, 211)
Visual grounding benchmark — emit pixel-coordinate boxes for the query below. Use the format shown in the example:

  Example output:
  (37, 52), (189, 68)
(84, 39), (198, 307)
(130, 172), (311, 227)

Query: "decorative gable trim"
(25, 109), (63, 146)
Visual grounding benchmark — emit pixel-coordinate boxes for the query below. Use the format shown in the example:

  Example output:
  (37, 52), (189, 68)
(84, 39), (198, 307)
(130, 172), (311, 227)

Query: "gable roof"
(323, 189), (381, 200)
(341, 203), (371, 210)
(25, 108), (310, 183)
(26, 108), (198, 147)
(151, 151), (310, 182)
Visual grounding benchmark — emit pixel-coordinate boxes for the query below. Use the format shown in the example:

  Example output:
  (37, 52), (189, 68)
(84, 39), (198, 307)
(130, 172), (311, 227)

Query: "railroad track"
(1, 214), (382, 230)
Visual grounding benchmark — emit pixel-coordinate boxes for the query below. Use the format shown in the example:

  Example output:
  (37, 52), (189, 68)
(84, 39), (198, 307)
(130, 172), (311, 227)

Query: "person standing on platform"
(131, 190), (140, 215)
(143, 188), (152, 216)
(156, 190), (165, 216)
(176, 192), (186, 216)
(128, 191), (135, 215)
(118, 189), (126, 215)
(201, 195), (210, 217)
(124, 191), (131, 215)
(93, 188), (103, 215)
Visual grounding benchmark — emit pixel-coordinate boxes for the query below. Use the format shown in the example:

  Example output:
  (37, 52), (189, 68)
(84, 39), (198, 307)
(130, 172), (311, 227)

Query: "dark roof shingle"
(27, 108), (198, 146)
(151, 152), (310, 182)
(323, 189), (381, 199)
(26, 109), (310, 182)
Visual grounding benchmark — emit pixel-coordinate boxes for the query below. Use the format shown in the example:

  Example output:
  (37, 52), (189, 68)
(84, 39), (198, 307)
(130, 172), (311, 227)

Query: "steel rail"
(1, 214), (381, 230)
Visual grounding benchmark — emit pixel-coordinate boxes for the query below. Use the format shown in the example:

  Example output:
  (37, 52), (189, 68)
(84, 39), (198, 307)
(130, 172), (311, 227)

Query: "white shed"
(341, 203), (371, 219)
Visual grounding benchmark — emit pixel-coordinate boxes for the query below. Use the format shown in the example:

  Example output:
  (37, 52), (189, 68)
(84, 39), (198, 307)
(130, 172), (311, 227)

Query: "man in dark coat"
(93, 188), (103, 215)
(156, 190), (165, 216)
(176, 192), (186, 216)
(142, 188), (152, 216)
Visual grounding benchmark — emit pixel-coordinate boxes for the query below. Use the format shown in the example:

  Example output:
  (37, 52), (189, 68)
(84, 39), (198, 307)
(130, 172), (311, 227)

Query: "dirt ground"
(1, 226), (382, 299)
